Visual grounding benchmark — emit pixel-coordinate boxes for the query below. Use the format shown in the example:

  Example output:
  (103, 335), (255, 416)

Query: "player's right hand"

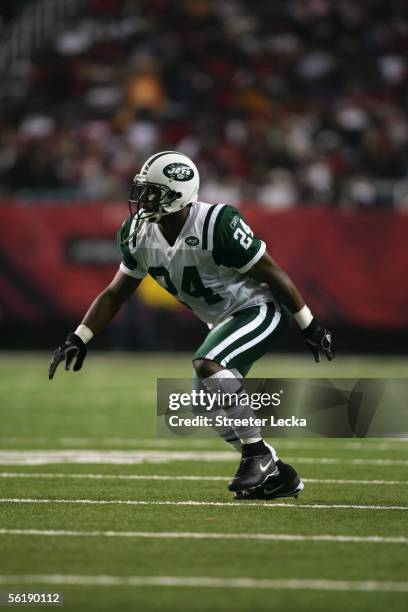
(48, 333), (87, 380)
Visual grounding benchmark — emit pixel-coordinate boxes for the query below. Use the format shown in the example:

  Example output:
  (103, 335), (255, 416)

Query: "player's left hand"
(302, 318), (335, 363)
(48, 333), (87, 380)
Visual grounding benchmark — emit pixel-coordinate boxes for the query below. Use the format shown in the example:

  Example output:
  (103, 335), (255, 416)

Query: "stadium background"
(1, 0), (407, 354)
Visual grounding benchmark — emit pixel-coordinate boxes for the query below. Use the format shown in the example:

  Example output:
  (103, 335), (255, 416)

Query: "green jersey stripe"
(202, 205), (217, 249)
(207, 204), (225, 251)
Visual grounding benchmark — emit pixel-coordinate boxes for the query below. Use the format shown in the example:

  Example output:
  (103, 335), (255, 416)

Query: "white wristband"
(294, 305), (313, 330)
(74, 324), (94, 344)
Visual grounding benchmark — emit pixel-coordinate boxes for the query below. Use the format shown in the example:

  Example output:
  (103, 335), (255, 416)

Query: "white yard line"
(288, 457), (408, 466)
(1, 498), (407, 511)
(0, 472), (407, 486)
(0, 472), (228, 481)
(0, 450), (407, 466)
(0, 574), (407, 592)
(0, 438), (407, 451)
(0, 450), (236, 465)
(303, 478), (408, 485)
(0, 528), (407, 544)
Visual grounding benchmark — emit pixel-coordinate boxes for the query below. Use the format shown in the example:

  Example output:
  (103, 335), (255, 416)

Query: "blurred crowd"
(0, 0), (408, 209)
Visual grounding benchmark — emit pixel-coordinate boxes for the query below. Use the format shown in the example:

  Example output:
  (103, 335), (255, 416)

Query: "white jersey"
(117, 202), (276, 326)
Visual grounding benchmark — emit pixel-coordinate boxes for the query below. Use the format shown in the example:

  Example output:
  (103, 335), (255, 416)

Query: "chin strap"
(124, 215), (143, 246)
(123, 207), (166, 246)
(122, 198), (188, 246)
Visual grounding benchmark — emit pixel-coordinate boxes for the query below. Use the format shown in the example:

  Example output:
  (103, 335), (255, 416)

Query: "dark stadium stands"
(0, 0), (407, 208)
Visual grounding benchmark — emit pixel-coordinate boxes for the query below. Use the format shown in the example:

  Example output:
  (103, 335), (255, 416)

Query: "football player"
(49, 151), (334, 500)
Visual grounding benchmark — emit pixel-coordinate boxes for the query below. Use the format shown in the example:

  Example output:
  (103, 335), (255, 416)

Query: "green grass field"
(0, 353), (407, 612)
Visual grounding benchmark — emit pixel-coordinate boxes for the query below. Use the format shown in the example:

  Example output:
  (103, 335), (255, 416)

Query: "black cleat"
(228, 451), (278, 492)
(234, 460), (304, 500)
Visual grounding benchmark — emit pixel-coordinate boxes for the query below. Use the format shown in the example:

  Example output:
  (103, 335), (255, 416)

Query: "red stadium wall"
(244, 208), (408, 330)
(1, 201), (407, 331)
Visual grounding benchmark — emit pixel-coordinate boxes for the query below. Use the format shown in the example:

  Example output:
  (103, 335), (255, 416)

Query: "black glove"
(302, 318), (335, 363)
(48, 333), (87, 380)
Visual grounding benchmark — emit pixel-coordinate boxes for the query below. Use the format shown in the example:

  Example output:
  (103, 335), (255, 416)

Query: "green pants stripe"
(205, 303), (271, 362)
(193, 302), (291, 376)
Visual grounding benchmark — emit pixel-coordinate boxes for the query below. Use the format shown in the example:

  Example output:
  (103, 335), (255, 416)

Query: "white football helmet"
(129, 151), (200, 224)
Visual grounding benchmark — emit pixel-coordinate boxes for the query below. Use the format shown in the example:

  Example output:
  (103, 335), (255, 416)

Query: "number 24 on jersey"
(233, 219), (254, 250)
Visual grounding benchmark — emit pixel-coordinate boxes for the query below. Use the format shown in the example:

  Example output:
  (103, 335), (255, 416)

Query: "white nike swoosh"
(259, 458), (273, 473)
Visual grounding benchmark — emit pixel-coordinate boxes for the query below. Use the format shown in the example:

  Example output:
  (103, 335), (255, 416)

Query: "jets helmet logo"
(163, 162), (194, 181)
